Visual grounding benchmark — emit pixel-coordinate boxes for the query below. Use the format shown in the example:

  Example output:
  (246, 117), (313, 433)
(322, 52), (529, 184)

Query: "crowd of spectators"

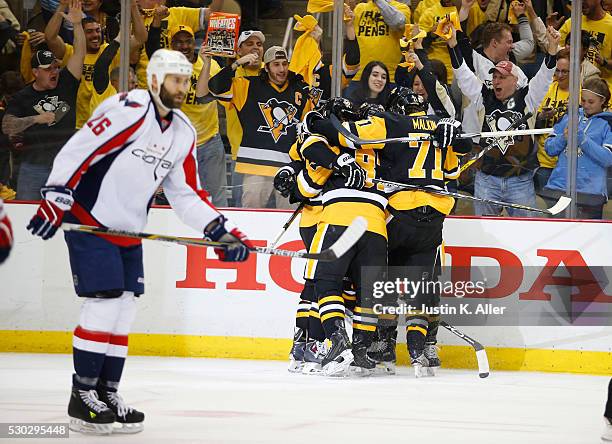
(0, 0), (611, 218)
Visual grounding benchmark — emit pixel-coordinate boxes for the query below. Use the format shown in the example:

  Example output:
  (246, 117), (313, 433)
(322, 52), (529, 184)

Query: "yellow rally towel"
(398, 26), (427, 70)
(0, 184), (16, 201)
(433, 11), (462, 40)
(289, 15), (322, 86)
(306, 0), (351, 20)
(507, 1), (520, 24)
(20, 32), (34, 84)
(307, 0), (333, 13)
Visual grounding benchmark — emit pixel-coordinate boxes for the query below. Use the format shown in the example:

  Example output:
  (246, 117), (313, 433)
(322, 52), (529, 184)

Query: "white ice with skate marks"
(0, 353), (607, 444)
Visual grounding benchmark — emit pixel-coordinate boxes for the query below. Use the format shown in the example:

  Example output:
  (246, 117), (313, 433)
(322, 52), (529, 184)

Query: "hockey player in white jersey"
(26, 49), (253, 435)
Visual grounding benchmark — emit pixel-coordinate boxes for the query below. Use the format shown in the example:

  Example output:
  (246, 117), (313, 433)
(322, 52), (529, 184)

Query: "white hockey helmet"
(146, 48), (193, 97)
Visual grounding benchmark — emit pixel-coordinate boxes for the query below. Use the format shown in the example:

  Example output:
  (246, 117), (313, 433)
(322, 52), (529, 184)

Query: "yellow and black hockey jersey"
(209, 67), (314, 176)
(288, 133), (339, 228)
(314, 112), (471, 217)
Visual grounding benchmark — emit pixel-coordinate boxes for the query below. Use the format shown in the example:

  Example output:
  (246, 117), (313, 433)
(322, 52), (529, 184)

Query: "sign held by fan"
(205, 12), (241, 57)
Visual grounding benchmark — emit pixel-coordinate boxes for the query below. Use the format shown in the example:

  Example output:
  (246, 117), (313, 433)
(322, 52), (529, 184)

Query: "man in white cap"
(447, 23), (560, 217)
(26, 48), (252, 435)
(208, 45), (315, 208)
(217, 29), (266, 206)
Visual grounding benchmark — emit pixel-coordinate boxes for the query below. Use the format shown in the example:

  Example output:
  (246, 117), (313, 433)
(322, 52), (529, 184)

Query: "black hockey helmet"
(315, 97), (359, 121)
(386, 86), (426, 116)
(358, 102), (386, 119)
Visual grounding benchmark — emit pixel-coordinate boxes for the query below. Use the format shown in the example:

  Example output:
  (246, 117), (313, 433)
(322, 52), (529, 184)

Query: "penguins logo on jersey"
(257, 98), (298, 143)
(309, 87), (323, 107)
(484, 109), (525, 154)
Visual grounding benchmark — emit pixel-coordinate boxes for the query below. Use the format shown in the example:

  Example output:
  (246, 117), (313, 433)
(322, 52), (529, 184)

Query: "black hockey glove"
(433, 118), (462, 148)
(273, 164), (296, 198)
(334, 153), (366, 189)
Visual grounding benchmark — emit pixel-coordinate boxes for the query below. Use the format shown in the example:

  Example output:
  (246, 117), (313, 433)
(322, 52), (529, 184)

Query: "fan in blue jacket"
(544, 81), (612, 219)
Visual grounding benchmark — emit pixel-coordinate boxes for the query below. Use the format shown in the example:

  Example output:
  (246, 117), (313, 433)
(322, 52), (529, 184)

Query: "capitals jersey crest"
(257, 98), (298, 143)
(484, 109), (526, 155)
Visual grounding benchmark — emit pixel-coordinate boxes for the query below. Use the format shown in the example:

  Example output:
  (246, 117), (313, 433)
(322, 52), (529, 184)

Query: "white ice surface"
(0, 353), (608, 444)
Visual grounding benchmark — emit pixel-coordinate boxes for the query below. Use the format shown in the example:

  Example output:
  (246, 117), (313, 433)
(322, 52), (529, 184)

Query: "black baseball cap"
(31, 50), (58, 69)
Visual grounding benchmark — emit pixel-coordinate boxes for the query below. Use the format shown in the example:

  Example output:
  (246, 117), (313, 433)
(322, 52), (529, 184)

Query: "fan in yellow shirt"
(89, 66), (137, 115)
(353, 0), (411, 82)
(534, 49), (570, 192)
(418, 0), (459, 83)
(44, 1), (146, 128)
(135, 0), (217, 89)
(146, 21), (227, 206)
(559, 0), (612, 89)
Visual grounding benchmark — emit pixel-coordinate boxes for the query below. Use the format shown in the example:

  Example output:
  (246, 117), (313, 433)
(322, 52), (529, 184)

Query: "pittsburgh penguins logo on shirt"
(257, 98), (298, 143)
(484, 109), (525, 155)
(33, 95), (71, 126)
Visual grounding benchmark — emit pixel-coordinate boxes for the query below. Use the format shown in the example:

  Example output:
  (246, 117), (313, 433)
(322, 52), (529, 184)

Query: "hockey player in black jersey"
(274, 98), (368, 375)
(311, 87), (469, 377)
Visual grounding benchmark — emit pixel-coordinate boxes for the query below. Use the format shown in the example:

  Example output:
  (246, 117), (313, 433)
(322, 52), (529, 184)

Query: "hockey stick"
(61, 217), (367, 261)
(440, 321), (489, 378)
(269, 202), (305, 248)
(458, 112), (533, 174)
(330, 114), (552, 146)
(371, 178), (571, 216)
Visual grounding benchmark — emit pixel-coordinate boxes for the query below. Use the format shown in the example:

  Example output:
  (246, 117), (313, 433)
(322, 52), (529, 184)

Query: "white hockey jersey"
(46, 89), (221, 246)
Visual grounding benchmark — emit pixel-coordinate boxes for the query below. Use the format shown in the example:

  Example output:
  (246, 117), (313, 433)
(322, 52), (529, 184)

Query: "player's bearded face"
(267, 60), (288, 86)
(160, 74), (189, 109)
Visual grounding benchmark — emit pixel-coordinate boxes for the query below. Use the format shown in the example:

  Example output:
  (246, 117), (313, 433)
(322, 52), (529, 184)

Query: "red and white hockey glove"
(204, 216), (253, 262)
(0, 202), (13, 264)
(27, 186), (74, 240)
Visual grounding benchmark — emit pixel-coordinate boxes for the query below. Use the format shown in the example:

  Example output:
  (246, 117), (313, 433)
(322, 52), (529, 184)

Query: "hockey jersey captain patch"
(257, 98), (298, 143)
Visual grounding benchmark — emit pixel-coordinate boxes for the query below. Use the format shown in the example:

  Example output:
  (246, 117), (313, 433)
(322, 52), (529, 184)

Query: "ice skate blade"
(374, 362), (396, 375)
(302, 362), (323, 375)
(412, 364), (434, 378)
(322, 350), (354, 377)
(288, 358), (305, 373)
(69, 418), (113, 435)
(348, 365), (374, 377)
(602, 418), (612, 441)
(113, 421), (144, 434)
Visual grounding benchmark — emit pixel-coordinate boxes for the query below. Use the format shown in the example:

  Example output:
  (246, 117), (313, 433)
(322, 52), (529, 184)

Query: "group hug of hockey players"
(273, 88), (471, 378)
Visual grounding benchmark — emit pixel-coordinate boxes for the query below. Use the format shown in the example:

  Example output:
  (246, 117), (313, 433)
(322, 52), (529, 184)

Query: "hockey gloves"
(273, 164), (297, 197)
(433, 118), (462, 148)
(27, 186), (74, 240)
(204, 216), (253, 262)
(334, 153), (366, 189)
(0, 204), (13, 264)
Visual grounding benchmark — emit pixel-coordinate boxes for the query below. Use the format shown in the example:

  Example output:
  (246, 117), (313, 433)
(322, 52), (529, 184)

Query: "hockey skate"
(410, 353), (431, 378)
(288, 327), (306, 373)
(302, 339), (328, 375)
(424, 342), (441, 376)
(97, 387), (145, 434)
(68, 387), (115, 435)
(349, 331), (376, 376)
(367, 326), (397, 375)
(321, 325), (353, 377)
(602, 417), (612, 442)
